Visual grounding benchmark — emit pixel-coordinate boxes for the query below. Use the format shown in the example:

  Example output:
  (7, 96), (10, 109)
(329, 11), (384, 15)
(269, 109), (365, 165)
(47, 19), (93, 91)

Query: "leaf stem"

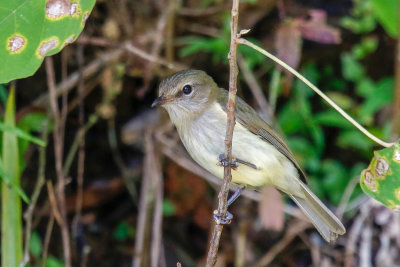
(238, 38), (395, 148)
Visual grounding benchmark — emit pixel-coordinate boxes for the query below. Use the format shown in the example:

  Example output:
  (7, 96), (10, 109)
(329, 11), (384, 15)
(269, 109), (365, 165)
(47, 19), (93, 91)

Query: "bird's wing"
(217, 88), (307, 184)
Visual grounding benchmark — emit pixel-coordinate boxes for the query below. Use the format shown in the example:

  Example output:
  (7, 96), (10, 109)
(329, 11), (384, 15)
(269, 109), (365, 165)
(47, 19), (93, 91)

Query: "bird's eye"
(182, 85), (192, 95)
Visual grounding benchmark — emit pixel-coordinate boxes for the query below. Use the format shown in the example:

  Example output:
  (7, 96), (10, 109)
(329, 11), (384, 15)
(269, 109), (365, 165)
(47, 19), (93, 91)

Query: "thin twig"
(254, 221), (310, 267)
(73, 44), (89, 267)
(150, 134), (164, 267)
(237, 38), (395, 148)
(41, 214), (55, 267)
(35, 48), (124, 106)
(137, 7), (169, 97)
(107, 119), (138, 200)
(344, 200), (372, 267)
(21, 122), (48, 267)
(237, 54), (272, 121)
(132, 132), (153, 267)
(45, 57), (72, 267)
(205, 0), (240, 266)
(124, 42), (186, 71)
(46, 181), (64, 231)
(336, 176), (360, 220)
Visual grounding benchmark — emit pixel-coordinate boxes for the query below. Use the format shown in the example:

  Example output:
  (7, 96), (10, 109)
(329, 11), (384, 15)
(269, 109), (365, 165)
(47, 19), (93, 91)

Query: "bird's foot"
(217, 154), (260, 170)
(213, 210), (233, 225)
(217, 154), (239, 170)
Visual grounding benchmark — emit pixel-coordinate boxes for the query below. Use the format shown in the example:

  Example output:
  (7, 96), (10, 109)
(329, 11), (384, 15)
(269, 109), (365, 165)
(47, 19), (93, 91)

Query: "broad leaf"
(0, 0), (96, 83)
(361, 142), (400, 211)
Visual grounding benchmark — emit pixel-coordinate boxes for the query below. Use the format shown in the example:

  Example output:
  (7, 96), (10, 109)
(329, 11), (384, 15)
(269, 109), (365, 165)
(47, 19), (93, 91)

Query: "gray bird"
(152, 69), (345, 242)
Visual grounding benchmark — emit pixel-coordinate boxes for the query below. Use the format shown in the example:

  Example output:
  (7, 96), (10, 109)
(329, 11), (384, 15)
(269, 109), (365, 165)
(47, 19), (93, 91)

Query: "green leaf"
(46, 256), (65, 267)
(294, 63), (319, 97)
(0, 0), (96, 83)
(352, 37), (379, 59)
(341, 53), (365, 82)
(286, 136), (318, 168)
(162, 199), (175, 216)
(113, 222), (135, 241)
(238, 39), (265, 69)
(337, 130), (373, 151)
(325, 92), (354, 110)
(314, 110), (353, 129)
(2, 86), (23, 267)
(17, 112), (49, 133)
(29, 231), (42, 258)
(361, 142), (400, 210)
(0, 84), (8, 105)
(179, 36), (228, 63)
(0, 159), (29, 203)
(307, 120), (325, 155)
(371, 0), (399, 37)
(356, 77), (375, 97)
(0, 120), (45, 146)
(320, 160), (348, 205)
(278, 102), (305, 134)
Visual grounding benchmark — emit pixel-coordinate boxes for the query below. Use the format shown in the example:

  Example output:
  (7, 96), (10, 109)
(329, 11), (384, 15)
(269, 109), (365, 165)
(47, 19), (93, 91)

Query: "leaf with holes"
(361, 142), (400, 211)
(0, 0), (95, 83)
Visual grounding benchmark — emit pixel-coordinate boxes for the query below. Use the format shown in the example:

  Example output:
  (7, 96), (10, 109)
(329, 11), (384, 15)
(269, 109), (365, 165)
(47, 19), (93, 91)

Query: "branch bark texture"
(205, 0), (240, 266)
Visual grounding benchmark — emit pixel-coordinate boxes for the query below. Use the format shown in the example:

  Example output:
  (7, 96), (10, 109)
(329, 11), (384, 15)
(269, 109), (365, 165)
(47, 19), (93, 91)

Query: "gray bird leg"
(213, 186), (246, 225)
(217, 154), (239, 169)
(217, 154), (260, 170)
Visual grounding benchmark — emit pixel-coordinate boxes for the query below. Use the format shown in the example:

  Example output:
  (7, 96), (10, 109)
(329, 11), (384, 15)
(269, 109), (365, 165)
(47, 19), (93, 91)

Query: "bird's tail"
(288, 180), (346, 242)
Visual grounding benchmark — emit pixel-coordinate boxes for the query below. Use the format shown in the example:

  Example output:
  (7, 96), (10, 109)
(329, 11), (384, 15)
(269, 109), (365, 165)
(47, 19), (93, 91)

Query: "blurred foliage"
(114, 221), (136, 241)
(179, 15), (265, 68)
(341, 0), (398, 37)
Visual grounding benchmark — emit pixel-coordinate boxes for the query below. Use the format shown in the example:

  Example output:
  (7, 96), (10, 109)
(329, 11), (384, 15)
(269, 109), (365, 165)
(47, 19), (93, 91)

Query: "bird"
(151, 69), (345, 242)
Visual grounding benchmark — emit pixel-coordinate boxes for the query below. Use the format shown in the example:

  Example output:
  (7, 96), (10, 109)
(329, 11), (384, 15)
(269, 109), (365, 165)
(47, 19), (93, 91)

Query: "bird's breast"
(176, 103), (298, 189)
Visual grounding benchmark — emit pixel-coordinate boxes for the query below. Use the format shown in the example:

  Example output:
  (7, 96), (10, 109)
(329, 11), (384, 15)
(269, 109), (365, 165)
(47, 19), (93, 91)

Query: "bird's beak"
(151, 94), (172, 108)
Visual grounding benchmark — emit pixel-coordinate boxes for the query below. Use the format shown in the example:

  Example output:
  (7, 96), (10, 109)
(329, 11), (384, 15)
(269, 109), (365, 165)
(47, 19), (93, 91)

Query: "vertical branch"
(45, 57), (71, 267)
(206, 0), (240, 266)
(22, 122), (48, 267)
(73, 44), (88, 266)
(132, 131), (154, 267)
(391, 2), (400, 140)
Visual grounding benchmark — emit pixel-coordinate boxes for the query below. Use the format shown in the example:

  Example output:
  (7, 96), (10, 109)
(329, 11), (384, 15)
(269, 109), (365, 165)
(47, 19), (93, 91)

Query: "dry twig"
(36, 49), (124, 106)
(254, 221), (310, 267)
(132, 131), (165, 267)
(45, 57), (72, 267)
(205, 0), (240, 266)
(21, 123), (48, 267)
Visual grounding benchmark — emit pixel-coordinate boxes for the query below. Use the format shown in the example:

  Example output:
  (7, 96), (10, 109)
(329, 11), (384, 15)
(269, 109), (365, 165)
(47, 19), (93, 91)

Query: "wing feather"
(217, 88), (307, 183)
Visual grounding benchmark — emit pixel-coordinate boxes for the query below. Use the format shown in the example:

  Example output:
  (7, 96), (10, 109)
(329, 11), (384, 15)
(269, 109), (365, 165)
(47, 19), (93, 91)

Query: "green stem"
(2, 87), (22, 267)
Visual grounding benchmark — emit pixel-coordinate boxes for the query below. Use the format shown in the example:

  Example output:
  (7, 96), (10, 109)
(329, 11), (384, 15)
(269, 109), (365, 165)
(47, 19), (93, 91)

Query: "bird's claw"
(217, 154), (239, 170)
(213, 210), (233, 225)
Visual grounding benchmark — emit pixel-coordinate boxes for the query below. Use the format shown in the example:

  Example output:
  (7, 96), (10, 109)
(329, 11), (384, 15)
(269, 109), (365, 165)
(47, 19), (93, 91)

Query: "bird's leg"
(213, 186), (246, 225)
(217, 154), (260, 170)
(217, 154), (239, 170)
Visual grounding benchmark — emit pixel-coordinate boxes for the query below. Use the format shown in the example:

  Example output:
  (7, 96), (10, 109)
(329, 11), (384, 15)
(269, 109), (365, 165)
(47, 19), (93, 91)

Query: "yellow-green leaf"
(361, 142), (400, 211)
